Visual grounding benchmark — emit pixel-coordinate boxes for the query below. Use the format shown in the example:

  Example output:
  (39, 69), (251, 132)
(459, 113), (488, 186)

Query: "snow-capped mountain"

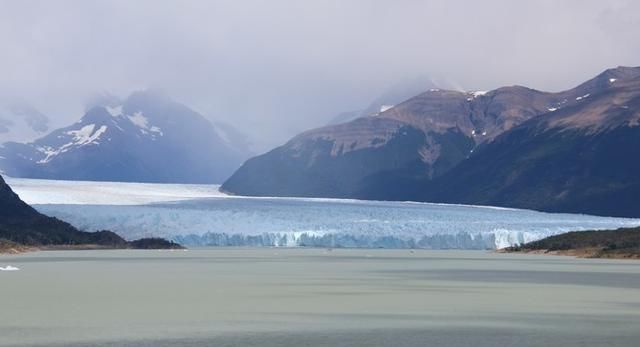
(0, 91), (251, 183)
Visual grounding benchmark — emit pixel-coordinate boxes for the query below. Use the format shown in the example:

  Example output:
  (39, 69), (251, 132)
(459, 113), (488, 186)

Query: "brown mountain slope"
(222, 66), (640, 217)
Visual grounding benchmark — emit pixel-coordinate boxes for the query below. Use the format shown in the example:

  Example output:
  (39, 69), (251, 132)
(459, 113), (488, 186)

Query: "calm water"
(1, 249), (639, 346)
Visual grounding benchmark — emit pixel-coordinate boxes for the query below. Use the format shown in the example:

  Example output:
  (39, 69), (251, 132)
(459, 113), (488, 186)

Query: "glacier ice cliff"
(8, 178), (640, 250)
(33, 197), (640, 250)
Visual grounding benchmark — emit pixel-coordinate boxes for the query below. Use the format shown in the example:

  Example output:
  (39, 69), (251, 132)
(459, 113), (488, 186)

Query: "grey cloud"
(0, 0), (638, 151)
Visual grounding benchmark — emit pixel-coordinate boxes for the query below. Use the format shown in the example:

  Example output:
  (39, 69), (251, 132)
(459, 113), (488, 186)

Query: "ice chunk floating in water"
(0, 266), (20, 271)
(8, 178), (640, 250)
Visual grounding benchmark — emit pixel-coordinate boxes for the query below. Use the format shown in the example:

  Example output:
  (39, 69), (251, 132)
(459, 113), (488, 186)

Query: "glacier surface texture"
(7, 177), (640, 249)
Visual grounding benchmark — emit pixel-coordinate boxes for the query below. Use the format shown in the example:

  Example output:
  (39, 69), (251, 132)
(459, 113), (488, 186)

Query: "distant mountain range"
(0, 91), (251, 183)
(0, 102), (50, 143)
(327, 77), (441, 125)
(222, 66), (640, 218)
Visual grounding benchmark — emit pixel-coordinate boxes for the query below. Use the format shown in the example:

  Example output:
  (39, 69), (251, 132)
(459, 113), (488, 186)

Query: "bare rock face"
(222, 86), (563, 198)
(420, 67), (640, 217)
(223, 66), (640, 217)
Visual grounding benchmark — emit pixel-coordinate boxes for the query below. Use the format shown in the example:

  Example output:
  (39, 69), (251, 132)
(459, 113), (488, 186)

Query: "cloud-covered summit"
(0, 0), (638, 150)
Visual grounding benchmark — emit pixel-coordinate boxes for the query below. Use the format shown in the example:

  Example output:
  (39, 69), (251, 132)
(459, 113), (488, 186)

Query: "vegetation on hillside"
(506, 227), (640, 258)
(0, 174), (183, 253)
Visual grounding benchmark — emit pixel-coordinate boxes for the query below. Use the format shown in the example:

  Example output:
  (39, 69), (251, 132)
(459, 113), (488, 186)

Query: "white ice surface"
(5, 177), (223, 205)
(0, 266), (20, 271)
(6, 178), (640, 249)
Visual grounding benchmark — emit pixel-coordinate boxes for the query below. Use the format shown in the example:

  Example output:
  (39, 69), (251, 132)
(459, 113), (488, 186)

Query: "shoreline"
(498, 247), (640, 259)
(1, 240), (185, 255)
(0, 240), (37, 255)
(501, 227), (640, 259)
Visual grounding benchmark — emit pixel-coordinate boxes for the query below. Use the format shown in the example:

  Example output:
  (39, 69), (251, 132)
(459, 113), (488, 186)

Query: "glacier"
(7, 177), (640, 250)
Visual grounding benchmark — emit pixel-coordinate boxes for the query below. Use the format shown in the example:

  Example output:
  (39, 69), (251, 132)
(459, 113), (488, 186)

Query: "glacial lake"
(1, 249), (639, 347)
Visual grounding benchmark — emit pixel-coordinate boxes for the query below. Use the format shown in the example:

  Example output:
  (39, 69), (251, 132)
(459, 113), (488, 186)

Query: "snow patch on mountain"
(466, 91), (488, 101)
(69, 124), (107, 145)
(128, 111), (163, 137)
(106, 105), (123, 117)
(0, 91), (250, 183)
(128, 111), (148, 128)
(471, 91), (488, 97)
(379, 105), (394, 113)
(37, 124), (108, 163)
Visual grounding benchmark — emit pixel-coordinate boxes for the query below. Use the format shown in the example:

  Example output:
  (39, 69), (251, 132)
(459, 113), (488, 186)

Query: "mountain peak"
(82, 105), (117, 124)
(604, 65), (640, 77)
(222, 65), (640, 210)
(84, 92), (122, 112)
(0, 91), (251, 183)
(125, 89), (173, 107)
(593, 66), (640, 86)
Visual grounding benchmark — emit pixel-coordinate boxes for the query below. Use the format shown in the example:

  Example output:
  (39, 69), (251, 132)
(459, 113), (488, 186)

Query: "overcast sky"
(1, 0), (639, 151)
